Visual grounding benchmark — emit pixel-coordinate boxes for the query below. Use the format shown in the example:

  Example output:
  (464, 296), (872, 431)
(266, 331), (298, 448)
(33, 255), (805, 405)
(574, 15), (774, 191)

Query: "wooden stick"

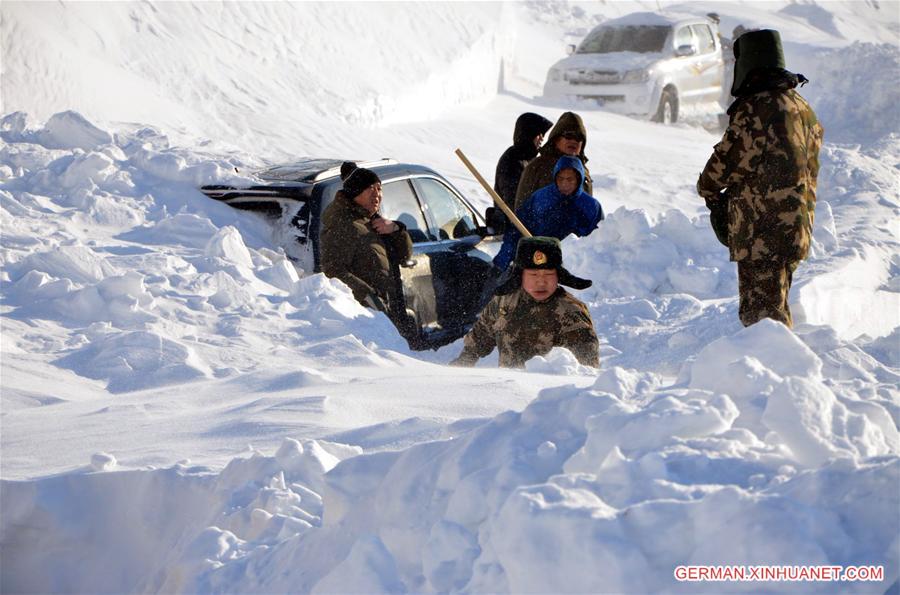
(454, 148), (532, 238)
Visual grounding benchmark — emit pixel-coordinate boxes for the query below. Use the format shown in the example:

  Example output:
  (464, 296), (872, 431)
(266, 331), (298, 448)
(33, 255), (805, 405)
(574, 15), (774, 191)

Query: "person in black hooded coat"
(493, 112), (553, 209)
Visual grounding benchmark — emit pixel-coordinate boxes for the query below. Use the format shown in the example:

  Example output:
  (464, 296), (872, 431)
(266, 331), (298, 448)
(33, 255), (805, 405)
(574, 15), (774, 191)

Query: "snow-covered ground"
(1, 1), (898, 593)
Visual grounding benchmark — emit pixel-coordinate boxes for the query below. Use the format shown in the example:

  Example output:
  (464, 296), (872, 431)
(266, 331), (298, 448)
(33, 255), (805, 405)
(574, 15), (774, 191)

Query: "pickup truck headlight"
(622, 69), (650, 83)
(548, 68), (562, 83)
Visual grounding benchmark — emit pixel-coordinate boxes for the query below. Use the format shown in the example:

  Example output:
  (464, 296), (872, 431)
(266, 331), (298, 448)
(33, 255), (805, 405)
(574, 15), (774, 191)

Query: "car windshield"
(577, 25), (670, 54)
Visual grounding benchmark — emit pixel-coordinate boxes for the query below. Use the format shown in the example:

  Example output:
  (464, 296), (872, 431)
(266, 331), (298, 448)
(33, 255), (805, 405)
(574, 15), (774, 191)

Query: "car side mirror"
(566, 44), (576, 56)
(484, 207), (508, 235)
(675, 44), (697, 57)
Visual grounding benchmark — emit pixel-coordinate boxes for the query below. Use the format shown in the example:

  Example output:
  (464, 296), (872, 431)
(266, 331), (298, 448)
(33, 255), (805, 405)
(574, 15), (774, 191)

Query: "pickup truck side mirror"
(566, 44), (576, 56)
(675, 44), (697, 57)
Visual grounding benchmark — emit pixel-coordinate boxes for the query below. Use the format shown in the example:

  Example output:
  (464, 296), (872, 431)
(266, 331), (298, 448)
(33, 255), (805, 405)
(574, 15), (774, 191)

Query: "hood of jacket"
(552, 155), (586, 196)
(513, 112), (554, 147)
(540, 111), (589, 162)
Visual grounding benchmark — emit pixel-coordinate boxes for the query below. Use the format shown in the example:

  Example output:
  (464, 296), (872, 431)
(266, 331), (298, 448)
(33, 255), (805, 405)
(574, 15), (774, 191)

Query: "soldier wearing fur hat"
(697, 29), (823, 328)
(321, 167), (413, 320)
(451, 237), (599, 368)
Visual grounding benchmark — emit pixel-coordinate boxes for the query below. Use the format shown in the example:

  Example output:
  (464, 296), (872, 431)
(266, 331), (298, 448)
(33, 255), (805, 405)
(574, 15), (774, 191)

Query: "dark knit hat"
(340, 161), (358, 181)
(342, 167), (380, 199)
(732, 29), (786, 96)
(497, 237), (592, 294)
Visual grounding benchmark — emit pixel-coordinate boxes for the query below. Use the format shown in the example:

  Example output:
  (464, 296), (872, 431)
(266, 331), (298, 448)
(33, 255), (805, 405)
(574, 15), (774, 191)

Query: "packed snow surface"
(1, 1), (898, 593)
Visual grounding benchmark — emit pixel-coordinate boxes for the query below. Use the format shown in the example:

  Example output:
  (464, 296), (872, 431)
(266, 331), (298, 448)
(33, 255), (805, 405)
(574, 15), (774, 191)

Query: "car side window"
(412, 177), (478, 240)
(674, 26), (694, 51)
(379, 179), (433, 243)
(692, 25), (716, 54)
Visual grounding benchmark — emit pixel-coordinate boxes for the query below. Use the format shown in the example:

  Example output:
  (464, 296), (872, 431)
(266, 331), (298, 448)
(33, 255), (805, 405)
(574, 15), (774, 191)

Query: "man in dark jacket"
(494, 113), (553, 207)
(494, 155), (603, 271)
(452, 237), (599, 368)
(697, 29), (823, 328)
(514, 111), (593, 210)
(320, 167), (413, 320)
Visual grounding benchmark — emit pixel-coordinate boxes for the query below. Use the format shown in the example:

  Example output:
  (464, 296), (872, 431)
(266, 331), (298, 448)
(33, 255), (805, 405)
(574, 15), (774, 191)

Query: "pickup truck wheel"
(653, 89), (678, 124)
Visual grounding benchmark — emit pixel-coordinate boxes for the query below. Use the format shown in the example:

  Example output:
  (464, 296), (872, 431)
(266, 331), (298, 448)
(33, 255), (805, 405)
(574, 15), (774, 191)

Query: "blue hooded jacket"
(493, 155), (604, 270)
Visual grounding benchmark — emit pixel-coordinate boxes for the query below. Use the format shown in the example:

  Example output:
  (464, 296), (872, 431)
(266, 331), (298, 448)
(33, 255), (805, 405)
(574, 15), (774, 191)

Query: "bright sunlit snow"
(1, 1), (898, 593)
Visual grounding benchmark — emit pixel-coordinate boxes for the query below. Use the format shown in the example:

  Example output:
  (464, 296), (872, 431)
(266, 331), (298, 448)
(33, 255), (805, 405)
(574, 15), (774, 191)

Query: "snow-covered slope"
(2, 1), (898, 593)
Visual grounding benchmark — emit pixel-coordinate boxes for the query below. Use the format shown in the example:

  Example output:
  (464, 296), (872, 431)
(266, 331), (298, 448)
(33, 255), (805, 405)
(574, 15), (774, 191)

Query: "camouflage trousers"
(736, 260), (799, 328)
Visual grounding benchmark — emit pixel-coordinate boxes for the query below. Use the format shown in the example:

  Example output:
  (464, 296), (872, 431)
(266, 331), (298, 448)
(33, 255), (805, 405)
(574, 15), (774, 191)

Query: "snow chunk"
(592, 367), (660, 399)
(762, 377), (895, 466)
(274, 438), (341, 478)
(524, 346), (597, 376)
(9, 245), (117, 285)
(58, 151), (117, 191)
(125, 213), (220, 249)
(90, 452), (117, 472)
(564, 392), (739, 474)
(204, 226), (254, 269)
(54, 330), (209, 393)
(687, 319), (823, 392)
(34, 111), (113, 150)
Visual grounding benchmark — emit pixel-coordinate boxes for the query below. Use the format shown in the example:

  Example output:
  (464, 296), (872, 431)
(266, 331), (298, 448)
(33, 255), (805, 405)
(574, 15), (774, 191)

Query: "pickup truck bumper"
(543, 81), (659, 118)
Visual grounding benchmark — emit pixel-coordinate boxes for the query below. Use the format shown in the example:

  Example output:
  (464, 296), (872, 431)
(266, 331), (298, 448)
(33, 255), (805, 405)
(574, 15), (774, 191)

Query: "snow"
(2, 1), (899, 593)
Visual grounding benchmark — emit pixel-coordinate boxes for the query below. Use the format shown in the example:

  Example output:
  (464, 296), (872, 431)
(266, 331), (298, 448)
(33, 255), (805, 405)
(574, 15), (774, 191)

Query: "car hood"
(551, 51), (662, 73)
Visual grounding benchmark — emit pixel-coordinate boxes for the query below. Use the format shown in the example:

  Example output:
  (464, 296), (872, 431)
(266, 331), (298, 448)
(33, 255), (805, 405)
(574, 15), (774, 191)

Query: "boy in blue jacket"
(493, 155), (604, 271)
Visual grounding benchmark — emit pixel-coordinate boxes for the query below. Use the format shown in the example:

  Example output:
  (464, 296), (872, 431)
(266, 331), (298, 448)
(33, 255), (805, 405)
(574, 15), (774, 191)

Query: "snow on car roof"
(598, 11), (707, 28)
(257, 158), (398, 182)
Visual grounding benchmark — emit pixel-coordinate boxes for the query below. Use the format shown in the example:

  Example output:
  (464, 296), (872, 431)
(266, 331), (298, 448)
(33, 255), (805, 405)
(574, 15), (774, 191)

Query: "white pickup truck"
(543, 12), (724, 124)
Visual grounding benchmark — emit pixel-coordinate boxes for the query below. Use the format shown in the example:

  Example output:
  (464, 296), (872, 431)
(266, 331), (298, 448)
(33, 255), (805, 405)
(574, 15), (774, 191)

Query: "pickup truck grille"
(566, 70), (620, 85)
(577, 95), (625, 103)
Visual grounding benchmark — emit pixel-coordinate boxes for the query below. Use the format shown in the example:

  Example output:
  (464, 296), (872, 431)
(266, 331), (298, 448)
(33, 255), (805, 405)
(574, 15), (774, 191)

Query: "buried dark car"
(201, 158), (503, 349)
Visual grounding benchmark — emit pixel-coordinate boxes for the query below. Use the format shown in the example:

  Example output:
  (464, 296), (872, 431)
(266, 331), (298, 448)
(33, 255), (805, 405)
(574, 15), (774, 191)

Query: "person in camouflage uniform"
(451, 237), (599, 368)
(697, 29), (823, 328)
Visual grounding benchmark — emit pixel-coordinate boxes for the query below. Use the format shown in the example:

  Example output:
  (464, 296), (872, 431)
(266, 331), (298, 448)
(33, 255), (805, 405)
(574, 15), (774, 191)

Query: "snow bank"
(567, 207), (735, 301)
(1, 112), (411, 392)
(0, 438), (349, 594)
(1, 2), (515, 151)
(803, 43), (900, 145)
(3, 321), (896, 593)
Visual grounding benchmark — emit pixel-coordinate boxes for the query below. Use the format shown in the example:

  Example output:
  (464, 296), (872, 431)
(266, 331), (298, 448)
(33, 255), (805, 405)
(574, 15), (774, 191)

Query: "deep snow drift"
(2, 1), (899, 593)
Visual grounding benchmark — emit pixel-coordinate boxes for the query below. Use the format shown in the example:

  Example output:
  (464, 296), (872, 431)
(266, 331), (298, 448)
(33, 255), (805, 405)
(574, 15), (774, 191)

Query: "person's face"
(353, 182), (382, 216)
(533, 133), (545, 149)
(555, 168), (579, 196)
(521, 268), (559, 302)
(555, 131), (584, 156)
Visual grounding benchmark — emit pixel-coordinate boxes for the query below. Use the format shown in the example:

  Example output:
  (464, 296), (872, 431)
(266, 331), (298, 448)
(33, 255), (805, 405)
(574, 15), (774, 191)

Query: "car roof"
(257, 158), (401, 183)
(254, 158), (444, 185)
(597, 11), (712, 29)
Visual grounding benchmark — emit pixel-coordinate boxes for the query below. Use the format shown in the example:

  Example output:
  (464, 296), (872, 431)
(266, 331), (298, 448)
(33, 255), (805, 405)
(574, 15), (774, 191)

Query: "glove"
(363, 293), (388, 313)
(706, 196), (730, 248)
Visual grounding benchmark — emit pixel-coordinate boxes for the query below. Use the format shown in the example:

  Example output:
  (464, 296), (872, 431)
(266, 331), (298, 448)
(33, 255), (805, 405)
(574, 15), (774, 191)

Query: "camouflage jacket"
(697, 86), (823, 263)
(452, 287), (600, 368)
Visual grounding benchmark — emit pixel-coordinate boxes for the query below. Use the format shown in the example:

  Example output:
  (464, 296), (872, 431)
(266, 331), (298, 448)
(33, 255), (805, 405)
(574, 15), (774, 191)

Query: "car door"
(691, 23), (723, 101)
(376, 178), (440, 336)
(672, 25), (701, 99)
(410, 176), (501, 342)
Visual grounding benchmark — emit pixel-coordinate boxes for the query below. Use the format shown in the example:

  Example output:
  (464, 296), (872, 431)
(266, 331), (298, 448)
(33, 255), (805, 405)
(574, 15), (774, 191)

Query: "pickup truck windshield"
(578, 25), (670, 54)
